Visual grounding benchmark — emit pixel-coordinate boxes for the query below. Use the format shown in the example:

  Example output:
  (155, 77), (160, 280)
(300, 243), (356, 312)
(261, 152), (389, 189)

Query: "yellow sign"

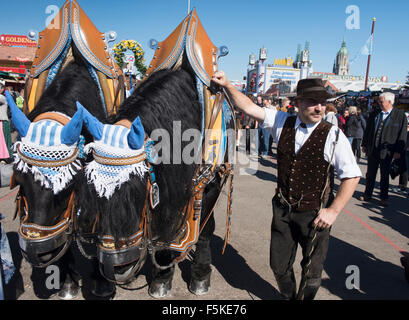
(273, 57), (293, 67)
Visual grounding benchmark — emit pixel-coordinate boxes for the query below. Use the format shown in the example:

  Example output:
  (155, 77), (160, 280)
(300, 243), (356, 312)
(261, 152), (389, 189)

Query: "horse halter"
(13, 112), (83, 268)
(84, 118), (154, 283)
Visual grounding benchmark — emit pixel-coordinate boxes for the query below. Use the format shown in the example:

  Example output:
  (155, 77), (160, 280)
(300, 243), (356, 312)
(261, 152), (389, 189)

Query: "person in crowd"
(281, 98), (290, 112)
(338, 108), (349, 132)
(16, 89), (24, 110)
(392, 112), (409, 194)
(0, 84), (13, 163)
(256, 95), (265, 156)
(324, 103), (338, 127)
(353, 107), (366, 162)
(243, 94), (258, 154)
(212, 71), (360, 300)
(360, 92), (408, 207)
(344, 106), (364, 150)
(287, 99), (296, 115)
(259, 97), (272, 159)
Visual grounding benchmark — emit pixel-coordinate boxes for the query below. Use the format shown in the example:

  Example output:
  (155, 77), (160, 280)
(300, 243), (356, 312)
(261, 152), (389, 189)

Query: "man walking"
(360, 92), (408, 207)
(212, 72), (361, 300)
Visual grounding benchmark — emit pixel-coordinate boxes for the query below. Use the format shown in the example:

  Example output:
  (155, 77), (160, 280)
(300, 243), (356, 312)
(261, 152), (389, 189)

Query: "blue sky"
(1, 0), (408, 83)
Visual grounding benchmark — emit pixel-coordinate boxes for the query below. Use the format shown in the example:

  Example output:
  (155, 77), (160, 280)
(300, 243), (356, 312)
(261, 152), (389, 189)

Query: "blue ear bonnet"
(5, 90), (30, 137)
(128, 117), (145, 150)
(78, 101), (146, 150)
(6, 91), (84, 147)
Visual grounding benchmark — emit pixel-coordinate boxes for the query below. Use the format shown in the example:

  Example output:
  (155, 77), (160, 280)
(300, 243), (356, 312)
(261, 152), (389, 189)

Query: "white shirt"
(381, 111), (390, 121)
(261, 108), (362, 180)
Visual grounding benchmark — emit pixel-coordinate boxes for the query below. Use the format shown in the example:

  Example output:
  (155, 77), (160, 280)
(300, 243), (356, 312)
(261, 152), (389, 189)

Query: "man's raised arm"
(212, 71), (266, 124)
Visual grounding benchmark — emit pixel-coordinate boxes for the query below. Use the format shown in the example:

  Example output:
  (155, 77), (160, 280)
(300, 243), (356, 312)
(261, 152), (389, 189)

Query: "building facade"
(0, 34), (36, 90)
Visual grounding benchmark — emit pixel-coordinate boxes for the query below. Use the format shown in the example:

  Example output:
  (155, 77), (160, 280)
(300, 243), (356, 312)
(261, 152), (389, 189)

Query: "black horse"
(77, 62), (226, 297)
(7, 58), (115, 299)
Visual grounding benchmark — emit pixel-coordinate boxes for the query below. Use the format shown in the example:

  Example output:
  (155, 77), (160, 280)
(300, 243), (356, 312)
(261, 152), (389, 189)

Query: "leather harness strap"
(33, 112), (71, 125)
(18, 191), (75, 240)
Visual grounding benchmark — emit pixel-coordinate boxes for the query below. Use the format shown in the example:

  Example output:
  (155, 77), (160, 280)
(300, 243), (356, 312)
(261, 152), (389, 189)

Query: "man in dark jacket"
(360, 92), (408, 206)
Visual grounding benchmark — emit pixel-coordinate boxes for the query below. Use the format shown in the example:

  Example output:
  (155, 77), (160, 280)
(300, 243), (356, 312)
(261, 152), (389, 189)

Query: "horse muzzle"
(98, 233), (147, 284)
(19, 219), (73, 268)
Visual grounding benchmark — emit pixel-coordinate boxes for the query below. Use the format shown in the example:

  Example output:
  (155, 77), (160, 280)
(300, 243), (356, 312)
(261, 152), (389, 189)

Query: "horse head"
(8, 60), (107, 267)
(77, 68), (202, 283)
(78, 101), (150, 283)
(7, 91), (85, 267)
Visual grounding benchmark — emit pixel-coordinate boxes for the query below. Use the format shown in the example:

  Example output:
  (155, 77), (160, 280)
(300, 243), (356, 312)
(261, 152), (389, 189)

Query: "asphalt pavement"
(1, 146), (409, 300)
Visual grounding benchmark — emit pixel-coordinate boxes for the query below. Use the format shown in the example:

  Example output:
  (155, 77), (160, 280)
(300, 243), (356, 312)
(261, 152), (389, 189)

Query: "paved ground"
(1, 145), (409, 300)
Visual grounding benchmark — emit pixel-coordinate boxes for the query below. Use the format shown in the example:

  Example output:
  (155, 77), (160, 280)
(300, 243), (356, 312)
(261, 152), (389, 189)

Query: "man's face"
(296, 98), (326, 124)
(257, 97), (262, 104)
(379, 96), (392, 110)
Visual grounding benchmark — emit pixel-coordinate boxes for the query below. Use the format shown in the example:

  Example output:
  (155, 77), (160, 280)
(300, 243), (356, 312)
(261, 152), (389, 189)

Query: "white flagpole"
(188, 0), (190, 13)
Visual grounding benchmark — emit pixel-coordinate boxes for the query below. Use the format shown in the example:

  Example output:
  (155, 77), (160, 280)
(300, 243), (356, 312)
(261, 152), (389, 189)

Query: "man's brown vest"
(277, 116), (333, 212)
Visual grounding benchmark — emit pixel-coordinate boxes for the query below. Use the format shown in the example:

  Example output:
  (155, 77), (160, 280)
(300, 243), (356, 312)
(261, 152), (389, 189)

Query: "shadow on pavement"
(323, 235), (409, 299)
(178, 235), (281, 300)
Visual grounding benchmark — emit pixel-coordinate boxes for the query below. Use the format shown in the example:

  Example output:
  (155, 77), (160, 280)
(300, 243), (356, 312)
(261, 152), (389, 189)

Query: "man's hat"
(294, 78), (333, 101)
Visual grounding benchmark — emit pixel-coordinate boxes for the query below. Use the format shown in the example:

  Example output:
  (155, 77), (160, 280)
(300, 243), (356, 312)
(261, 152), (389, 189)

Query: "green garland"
(113, 40), (147, 75)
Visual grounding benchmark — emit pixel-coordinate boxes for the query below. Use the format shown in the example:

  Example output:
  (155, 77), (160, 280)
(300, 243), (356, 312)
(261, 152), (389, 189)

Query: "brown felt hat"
(294, 78), (334, 101)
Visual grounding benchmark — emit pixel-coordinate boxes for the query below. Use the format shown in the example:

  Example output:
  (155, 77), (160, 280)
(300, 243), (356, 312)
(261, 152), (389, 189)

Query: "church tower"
(333, 37), (350, 75)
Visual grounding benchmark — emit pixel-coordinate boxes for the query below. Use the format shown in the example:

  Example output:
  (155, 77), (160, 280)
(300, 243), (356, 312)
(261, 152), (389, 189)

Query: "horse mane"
(28, 58), (106, 123)
(77, 67), (202, 243)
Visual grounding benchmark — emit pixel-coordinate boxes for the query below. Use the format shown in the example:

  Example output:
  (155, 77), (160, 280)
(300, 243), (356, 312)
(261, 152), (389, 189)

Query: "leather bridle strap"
(19, 191), (76, 239)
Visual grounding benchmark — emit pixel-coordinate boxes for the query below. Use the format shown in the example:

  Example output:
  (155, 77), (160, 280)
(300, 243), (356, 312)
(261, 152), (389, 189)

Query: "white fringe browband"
(13, 142), (82, 194)
(84, 141), (149, 199)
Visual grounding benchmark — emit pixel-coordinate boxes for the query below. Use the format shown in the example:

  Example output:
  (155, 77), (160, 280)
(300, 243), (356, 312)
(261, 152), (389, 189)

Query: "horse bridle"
(16, 190), (76, 268)
(13, 113), (82, 268)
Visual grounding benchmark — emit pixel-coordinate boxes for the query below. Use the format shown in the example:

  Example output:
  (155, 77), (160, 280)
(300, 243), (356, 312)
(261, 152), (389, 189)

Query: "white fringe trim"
(13, 147), (82, 195)
(84, 160), (149, 200)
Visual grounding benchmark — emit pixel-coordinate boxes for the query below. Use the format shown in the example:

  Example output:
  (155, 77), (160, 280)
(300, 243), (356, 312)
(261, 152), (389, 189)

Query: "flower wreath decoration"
(113, 40), (147, 75)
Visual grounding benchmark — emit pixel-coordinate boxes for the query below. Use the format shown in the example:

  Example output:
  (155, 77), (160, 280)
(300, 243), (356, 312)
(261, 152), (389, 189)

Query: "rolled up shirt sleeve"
(325, 126), (362, 179)
(260, 108), (278, 129)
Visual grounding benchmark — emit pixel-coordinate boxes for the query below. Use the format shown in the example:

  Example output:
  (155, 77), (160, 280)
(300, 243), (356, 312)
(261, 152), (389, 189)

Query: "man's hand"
(393, 152), (401, 160)
(211, 70), (266, 123)
(313, 176), (360, 230)
(212, 71), (230, 88)
(362, 146), (367, 155)
(313, 207), (339, 229)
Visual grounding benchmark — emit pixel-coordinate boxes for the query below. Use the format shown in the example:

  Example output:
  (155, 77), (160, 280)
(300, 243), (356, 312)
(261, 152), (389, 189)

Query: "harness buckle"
(193, 200), (202, 220)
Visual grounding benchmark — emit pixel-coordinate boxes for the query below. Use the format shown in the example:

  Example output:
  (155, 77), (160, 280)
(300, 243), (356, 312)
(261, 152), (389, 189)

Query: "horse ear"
(76, 101), (103, 140)
(60, 105), (84, 145)
(4, 90), (31, 137)
(128, 116), (145, 150)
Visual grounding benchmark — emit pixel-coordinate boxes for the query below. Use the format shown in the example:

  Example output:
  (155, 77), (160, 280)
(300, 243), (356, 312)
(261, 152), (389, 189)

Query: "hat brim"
(294, 90), (334, 101)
